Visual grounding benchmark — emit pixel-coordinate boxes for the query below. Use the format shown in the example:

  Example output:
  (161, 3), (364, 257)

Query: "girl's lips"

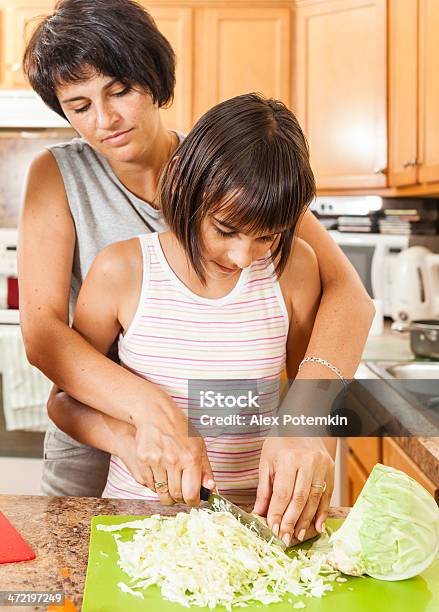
(103, 128), (133, 145)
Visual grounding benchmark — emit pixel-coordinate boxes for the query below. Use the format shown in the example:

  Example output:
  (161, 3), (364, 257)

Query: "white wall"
(0, 457), (42, 495)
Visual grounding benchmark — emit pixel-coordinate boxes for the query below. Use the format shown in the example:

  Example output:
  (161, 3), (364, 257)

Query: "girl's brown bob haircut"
(160, 93), (316, 283)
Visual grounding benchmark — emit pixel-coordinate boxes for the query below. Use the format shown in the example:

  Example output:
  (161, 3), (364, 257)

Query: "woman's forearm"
(299, 279), (374, 378)
(296, 209), (375, 378)
(23, 317), (171, 427)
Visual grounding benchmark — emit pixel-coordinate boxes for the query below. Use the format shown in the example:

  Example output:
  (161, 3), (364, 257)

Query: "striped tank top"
(103, 232), (289, 505)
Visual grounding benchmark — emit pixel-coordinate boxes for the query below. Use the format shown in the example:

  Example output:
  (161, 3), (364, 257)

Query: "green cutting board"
(82, 515), (439, 612)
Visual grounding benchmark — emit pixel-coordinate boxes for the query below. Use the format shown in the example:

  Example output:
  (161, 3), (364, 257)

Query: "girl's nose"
(229, 247), (254, 269)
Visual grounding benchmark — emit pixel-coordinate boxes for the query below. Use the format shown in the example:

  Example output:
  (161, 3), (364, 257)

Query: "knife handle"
(200, 485), (211, 501)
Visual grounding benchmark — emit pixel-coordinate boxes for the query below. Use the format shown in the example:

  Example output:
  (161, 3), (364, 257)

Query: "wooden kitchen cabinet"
(388, 0), (439, 188)
(295, 0), (387, 190)
(0, 0), (293, 134)
(345, 450), (368, 507)
(382, 438), (438, 500)
(148, 5), (194, 132)
(0, 1), (53, 89)
(192, 5), (291, 123)
(387, 0), (418, 187)
(346, 437), (381, 475)
(417, 0), (439, 185)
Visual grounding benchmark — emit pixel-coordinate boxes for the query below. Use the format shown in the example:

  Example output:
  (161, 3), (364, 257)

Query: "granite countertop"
(0, 495), (349, 611)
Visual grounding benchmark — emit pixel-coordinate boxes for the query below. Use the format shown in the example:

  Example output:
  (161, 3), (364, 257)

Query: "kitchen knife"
(200, 486), (287, 551)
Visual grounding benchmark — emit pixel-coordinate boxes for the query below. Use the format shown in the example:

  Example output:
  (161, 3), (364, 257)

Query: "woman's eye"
(215, 227), (236, 238)
(113, 86), (132, 97)
(73, 104), (91, 114)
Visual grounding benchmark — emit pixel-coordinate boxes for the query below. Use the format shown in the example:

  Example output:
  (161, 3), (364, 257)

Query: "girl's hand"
(132, 390), (215, 506)
(252, 437), (334, 546)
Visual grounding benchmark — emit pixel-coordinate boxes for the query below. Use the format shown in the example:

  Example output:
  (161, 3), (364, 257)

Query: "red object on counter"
(0, 511), (35, 564)
(7, 277), (19, 310)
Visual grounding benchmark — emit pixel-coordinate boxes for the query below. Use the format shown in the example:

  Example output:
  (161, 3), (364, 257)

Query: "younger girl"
(72, 93), (332, 546)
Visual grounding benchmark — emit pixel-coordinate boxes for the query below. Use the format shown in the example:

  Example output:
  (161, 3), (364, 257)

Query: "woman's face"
(57, 71), (162, 163)
(200, 214), (280, 280)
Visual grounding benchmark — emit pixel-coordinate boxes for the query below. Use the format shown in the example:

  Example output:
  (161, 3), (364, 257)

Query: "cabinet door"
(2, 3), (53, 88)
(295, 0), (387, 189)
(344, 451), (368, 506)
(382, 438), (437, 499)
(418, 0), (439, 184)
(148, 6), (193, 133)
(388, 0), (418, 187)
(346, 437), (381, 475)
(193, 7), (291, 123)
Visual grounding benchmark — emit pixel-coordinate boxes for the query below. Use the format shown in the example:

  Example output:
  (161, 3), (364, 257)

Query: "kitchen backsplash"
(0, 129), (74, 227)
(410, 235), (439, 254)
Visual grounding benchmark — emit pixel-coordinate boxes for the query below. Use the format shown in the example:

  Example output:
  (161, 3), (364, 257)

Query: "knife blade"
(199, 486), (287, 551)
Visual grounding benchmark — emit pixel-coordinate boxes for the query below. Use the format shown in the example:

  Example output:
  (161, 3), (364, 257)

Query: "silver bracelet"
(298, 357), (347, 387)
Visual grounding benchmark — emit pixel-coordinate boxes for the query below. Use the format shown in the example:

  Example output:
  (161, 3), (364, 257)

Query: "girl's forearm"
(47, 387), (135, 455)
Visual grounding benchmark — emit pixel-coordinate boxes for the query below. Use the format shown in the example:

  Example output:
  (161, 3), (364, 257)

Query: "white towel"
(0, 324), (51, 431)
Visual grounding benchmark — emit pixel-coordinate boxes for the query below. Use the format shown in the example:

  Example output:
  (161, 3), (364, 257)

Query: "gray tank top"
(47, 135), (183, 313)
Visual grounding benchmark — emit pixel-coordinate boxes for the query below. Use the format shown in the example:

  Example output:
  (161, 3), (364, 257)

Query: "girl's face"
(200, 214), (280, 279)
(56, 71), (162, 163)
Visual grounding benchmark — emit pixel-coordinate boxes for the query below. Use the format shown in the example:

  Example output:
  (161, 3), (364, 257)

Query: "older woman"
(19, 0), (374, 542)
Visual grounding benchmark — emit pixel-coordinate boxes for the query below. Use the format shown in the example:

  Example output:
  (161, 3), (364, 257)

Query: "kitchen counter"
(357, 322), (439, 493)
(0, 495), (349, 611)
(361, 319), (413, 362)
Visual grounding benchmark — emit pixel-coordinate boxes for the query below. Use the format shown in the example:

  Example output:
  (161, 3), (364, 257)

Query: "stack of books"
(338, 215), (379, 233)
(378, 204), (439, 235)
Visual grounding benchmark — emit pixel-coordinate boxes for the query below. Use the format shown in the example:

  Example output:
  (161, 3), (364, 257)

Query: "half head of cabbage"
(328, 463), (439, 580)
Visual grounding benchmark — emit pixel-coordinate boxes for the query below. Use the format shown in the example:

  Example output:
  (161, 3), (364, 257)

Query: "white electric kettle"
(391, 246), (439, 323)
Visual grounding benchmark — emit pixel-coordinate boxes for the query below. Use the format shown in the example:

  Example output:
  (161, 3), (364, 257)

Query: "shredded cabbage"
(328, 463), (439, 580)
(97, 509), (339, 609)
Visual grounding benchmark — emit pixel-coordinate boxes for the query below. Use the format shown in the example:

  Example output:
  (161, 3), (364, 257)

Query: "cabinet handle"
(403, 159), (417, 168)
(9, 62), (22, 72)
(373, 167), (387, 175)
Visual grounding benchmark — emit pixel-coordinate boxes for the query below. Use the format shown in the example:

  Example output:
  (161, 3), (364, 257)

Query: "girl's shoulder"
(91, 237), (143, 289)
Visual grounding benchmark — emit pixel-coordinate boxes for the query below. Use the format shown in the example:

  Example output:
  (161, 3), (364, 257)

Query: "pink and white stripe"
(103, 232), (288, 504)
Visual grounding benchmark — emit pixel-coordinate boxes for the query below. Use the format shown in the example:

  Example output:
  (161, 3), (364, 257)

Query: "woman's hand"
(131, 389), (215, 507)
(252, 437), (334, 546)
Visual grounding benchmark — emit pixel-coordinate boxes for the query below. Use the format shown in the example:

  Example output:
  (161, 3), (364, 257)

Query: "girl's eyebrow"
(212, 217), (239, 231)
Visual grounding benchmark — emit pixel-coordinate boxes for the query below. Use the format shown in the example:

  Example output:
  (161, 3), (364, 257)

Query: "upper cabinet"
(389, 0), (439, 189)
(295, 0), (387, 190)
(0, 1), (292, 134)
(388, 0), (418, 187)
(147, 5), (194, 132)
(296, 0), (439, 193)
(192, 6), (291, 123)
(0, 1), (52, 88)
(417, 0), (439, 186)
(1, 0), (438, 194)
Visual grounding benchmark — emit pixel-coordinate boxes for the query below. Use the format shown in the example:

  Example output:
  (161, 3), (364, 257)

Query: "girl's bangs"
(207, 178), (300, 237)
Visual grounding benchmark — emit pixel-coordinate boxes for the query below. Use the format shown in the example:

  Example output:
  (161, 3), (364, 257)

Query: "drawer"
(346, 437), (381, 474)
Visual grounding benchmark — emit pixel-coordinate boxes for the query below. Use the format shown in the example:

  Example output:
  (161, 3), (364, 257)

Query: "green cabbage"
(328, 463), (439, 580)
(98, 509), (340, 609)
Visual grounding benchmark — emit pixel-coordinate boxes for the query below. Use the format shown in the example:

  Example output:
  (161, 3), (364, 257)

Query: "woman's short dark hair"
(160, 93), (316, 284)
(23, 0), (175, 119)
